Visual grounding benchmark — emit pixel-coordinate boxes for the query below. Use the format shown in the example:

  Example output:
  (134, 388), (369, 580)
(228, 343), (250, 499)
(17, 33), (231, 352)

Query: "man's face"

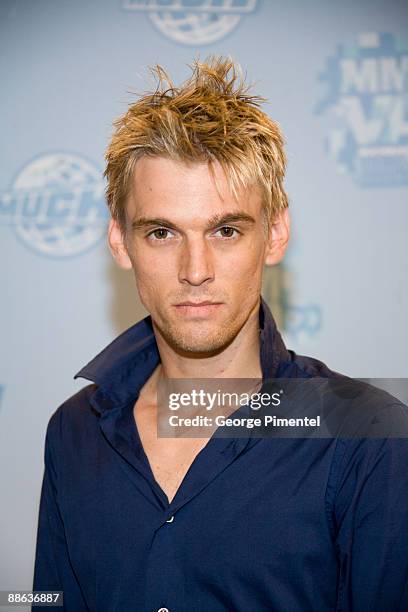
(112, 156), (284, 356)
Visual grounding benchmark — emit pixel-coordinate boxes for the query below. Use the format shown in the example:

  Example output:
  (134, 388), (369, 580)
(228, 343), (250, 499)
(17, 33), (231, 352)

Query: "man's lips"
(174, 301), (222, 306)
(173, 301), (224, 316)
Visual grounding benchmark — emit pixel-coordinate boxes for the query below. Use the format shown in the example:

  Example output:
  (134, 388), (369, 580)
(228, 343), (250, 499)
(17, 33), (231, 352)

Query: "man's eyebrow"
(130, 217), (179, 231)
(206, 212), (256, 228)
(130, 211), (256, 232)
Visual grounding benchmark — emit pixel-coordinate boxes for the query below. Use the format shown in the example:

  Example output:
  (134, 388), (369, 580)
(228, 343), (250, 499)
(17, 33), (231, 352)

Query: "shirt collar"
(74, 296), (290, 411)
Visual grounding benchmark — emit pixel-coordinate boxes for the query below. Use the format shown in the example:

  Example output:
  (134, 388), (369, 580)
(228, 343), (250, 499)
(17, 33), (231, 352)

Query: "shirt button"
(166, 515), (174, 523)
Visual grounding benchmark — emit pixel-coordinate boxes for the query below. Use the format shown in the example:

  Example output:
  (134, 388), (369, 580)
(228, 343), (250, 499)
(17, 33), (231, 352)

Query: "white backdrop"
(1, 0), (407, 602)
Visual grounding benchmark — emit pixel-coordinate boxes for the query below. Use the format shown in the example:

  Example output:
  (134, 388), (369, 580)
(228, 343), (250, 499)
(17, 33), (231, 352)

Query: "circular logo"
(123, 0), (257, 45)
(4, 153), (108, 258)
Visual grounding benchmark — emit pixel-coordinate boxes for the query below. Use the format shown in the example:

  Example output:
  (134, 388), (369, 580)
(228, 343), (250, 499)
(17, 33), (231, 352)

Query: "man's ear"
(107, 218), (133, 270)
(264, 208), (290, 266)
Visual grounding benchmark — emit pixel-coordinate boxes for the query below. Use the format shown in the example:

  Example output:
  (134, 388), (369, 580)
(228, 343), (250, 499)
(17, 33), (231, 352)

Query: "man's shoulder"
(284, 351), (408, 431)
(282, 349), (343, 379)
(46, 383), (99, 444)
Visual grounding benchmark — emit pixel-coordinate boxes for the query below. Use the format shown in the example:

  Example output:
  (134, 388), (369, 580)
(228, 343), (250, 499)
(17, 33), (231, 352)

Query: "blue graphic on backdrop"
(317, 32), (408, 187)
(286, 304), (321, 339)
(0, 153), (108, 258)
(0, 386), (4, 413)
(122, 0), (257, 45)
(263, 268), (322, 340)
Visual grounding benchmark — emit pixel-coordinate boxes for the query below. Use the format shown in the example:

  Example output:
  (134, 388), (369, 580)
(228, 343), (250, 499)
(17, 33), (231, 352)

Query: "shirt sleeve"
(32, 411), (89, 611)
(332, 435), (408, 611)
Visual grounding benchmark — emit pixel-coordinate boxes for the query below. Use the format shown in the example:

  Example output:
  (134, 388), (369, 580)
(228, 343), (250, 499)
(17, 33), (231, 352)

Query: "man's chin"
(157, 320), (236, 357)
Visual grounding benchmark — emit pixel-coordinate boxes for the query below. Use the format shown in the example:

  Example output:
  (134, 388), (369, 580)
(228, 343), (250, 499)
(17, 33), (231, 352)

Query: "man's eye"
(148, 228), (172, 240)
(216, 226), (239, 238)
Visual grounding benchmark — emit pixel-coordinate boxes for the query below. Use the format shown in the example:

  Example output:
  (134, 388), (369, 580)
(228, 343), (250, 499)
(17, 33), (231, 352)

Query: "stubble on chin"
(153, 314), (240, 357)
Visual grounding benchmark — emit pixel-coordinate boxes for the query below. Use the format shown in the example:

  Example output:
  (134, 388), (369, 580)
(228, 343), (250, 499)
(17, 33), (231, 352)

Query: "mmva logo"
(316, 32), (408, 187)
(0, 153), (109, 258)
(122, 0), (257, 45)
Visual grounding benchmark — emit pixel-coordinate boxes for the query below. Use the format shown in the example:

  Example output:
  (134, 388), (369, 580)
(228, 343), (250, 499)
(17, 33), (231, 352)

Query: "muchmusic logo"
(0, 153), (109, 258)
(122, 0), (258, 45)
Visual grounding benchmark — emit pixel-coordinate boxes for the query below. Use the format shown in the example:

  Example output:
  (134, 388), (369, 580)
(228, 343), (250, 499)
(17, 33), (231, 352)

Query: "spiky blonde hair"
(104, 56), (288, 234)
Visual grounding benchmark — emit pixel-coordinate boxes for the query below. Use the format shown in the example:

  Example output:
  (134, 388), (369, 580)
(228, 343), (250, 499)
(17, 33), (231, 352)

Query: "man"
(33, 57), (408, 611)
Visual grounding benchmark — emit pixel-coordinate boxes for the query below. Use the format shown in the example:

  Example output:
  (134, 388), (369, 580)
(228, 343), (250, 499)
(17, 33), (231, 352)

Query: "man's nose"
(178, 237), (214, 286)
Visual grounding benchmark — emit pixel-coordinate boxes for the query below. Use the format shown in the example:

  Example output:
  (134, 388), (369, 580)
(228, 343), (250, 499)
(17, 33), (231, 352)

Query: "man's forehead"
(132, 155), (224, 182)
(126, 155), (262, 222)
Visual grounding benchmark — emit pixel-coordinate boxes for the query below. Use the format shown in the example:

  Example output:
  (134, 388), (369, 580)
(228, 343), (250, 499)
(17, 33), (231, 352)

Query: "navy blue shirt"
(33, 298), (408, 611)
